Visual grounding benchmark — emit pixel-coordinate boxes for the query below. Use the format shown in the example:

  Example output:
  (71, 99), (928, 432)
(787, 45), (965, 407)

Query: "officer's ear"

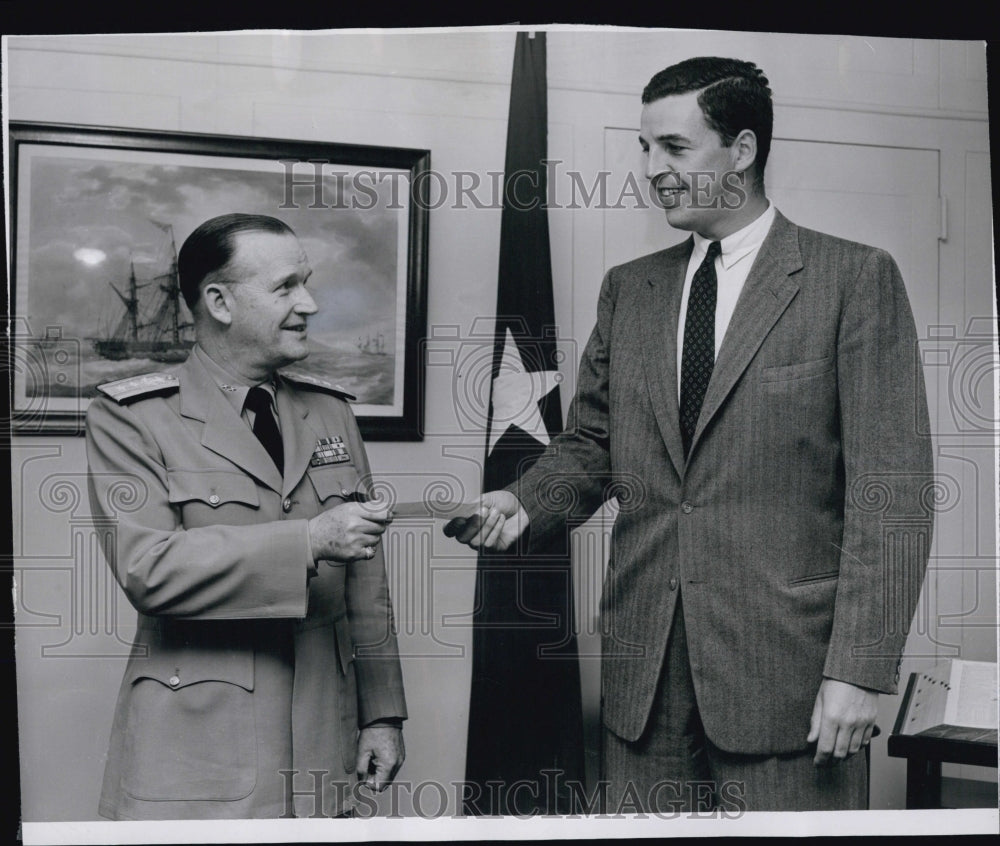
(201, 278), (234, 326)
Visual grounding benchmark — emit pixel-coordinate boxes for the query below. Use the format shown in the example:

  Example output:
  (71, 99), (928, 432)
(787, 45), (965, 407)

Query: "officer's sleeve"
(341, 419), (408, 726)
(86, 395), (310, 619)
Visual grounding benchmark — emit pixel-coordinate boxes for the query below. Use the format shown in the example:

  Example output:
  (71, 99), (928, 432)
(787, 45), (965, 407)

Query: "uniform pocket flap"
(127, 649), (255, 691)
(307, 464), (363, 504)
(167, 470), (260, 508)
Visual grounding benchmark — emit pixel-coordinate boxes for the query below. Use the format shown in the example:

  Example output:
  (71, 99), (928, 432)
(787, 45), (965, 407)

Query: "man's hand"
(443, 490), (528, 551)
(807, 678), (879, 766)
(355, 725), (405, 792)
(308, 501), (392, 563)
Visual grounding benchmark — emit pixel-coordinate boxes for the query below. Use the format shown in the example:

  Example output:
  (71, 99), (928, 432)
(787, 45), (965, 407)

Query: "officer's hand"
(443, 490), (528, 551)
(309, 501), (393, 563)
(356, 725), (405, 792)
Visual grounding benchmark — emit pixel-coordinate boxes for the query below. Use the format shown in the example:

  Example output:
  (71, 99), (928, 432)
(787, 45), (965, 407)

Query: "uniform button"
(282, 498), (292, 513)
(341, 488), (351, 497)
(208, 494), (220, 505)
(168, 675), (180, 687)
(669, 577), (678, 591)
(681, 501), (694, 514)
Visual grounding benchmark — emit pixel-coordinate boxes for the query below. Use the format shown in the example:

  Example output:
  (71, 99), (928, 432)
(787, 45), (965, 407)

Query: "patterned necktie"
(680, 240), (722, 458)
(245, 386), (284, 475)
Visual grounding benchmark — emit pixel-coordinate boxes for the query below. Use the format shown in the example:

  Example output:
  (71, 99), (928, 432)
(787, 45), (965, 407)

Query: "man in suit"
(447, 57), (933, 811)
(86, 213), (407, 819)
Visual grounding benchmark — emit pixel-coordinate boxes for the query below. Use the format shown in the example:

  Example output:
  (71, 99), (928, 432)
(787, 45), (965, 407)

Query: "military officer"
(86, 213), (407, 819)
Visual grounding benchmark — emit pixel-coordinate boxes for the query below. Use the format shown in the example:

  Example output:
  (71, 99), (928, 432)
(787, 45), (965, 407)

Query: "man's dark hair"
(642, 57), (773, 176)
(178, 213), (295, 310)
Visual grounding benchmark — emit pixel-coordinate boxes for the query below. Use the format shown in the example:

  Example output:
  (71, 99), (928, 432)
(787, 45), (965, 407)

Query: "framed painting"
(7, 122), (429, 439)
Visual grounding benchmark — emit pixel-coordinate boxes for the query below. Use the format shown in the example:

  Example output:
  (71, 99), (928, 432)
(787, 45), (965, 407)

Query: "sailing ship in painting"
(356, 332), (387, 355)
(90, 221), (194, 363)
(25, 218), (394, 406)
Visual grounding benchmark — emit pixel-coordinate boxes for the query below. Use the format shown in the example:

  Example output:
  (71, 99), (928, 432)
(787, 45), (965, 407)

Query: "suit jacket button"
(681, 501), (694, 514)
(669, 577), (678, 591)
(168, 675), (180, 687)
(283, 497), (292, 513)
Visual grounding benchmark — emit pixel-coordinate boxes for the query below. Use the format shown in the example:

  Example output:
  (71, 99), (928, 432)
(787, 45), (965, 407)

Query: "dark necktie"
(680, 240), (722, 458)
(245, 386), (284, 475)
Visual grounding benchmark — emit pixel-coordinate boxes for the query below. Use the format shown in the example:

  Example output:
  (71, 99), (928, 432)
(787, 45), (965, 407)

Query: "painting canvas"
(9, 123), (429, 439)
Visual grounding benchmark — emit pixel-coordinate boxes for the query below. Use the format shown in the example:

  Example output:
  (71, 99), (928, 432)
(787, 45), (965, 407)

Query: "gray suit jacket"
(515, 210), (933, 754)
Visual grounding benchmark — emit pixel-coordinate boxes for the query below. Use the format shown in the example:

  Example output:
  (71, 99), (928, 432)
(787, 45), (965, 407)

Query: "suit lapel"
(690, 211), (803, 455)
(638, 239), (693, 479)
(178, 352), (284, 494)
(276, 378), (324, 498)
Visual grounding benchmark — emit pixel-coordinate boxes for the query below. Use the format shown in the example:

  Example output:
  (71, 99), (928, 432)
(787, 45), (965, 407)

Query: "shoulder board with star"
(281, 370), (357, 401)
(96, 373), (180, 404)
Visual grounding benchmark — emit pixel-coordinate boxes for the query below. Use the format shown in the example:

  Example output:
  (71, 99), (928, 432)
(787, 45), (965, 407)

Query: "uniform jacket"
(86, 349), (407, 819)
(515, 211), (934, 753)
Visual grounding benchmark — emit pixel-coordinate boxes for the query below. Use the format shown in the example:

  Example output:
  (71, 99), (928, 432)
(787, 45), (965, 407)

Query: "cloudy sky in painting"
(18, 149), (404, 350)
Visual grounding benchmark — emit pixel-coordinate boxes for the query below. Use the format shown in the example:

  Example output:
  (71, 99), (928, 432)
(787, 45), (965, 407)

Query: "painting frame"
(7, 121), (430, 440)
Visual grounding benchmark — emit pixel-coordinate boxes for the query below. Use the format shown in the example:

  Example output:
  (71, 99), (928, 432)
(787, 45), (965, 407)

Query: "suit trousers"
(600, 596), (868, 813)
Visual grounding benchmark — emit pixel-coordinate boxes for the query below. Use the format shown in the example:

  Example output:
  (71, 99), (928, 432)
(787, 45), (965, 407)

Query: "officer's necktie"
(245, 386), (284, 475)
(680, 240), (722, 458)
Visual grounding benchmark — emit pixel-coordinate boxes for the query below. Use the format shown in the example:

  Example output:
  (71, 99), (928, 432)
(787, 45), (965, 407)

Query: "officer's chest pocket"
(121, 658), (256, 801)
(167, 470), (260, 527)
(307, 464), (364, 504)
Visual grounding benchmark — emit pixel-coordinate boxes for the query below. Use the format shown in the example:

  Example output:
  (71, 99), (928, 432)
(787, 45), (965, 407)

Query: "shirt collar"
(192, 344), (276, 416)
(692, 202), (776, 271)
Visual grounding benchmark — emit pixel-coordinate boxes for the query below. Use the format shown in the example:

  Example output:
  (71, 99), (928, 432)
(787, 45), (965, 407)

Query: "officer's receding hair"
(178, 213), (295, 310)
(642, 57), (773, 176)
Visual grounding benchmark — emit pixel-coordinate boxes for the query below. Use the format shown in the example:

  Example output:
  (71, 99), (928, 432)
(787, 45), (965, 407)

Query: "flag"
(463, 31), (585, 816)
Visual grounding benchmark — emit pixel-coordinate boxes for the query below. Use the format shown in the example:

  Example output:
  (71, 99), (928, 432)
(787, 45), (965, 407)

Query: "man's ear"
(731, 129), (758, 175)
(201, 280), (233, 326)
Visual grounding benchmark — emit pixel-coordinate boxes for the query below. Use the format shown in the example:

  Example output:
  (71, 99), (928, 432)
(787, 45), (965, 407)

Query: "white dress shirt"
(676, 203), (777, 400)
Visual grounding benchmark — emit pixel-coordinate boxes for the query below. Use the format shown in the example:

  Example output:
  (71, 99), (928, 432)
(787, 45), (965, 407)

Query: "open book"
(897, 659), (999, 744)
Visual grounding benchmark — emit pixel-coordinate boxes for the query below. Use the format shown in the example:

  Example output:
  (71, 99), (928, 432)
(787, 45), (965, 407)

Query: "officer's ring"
(364, 546), (375, 559)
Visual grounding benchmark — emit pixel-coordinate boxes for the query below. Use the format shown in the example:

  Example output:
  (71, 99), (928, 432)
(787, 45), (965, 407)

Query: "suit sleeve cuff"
(363, 717), (404, 728)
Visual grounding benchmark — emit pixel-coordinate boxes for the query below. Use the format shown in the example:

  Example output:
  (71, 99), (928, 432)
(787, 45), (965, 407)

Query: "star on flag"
(488, 327), (562, 455)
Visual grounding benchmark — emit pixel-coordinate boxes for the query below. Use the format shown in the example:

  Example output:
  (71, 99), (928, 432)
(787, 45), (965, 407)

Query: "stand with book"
(888, 659), (998, 809)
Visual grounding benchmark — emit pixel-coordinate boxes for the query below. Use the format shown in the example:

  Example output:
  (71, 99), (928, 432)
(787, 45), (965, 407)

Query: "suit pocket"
(759, 356), (834, 383)
(787, 570), (839, 587)
(121, 658), (256, 801)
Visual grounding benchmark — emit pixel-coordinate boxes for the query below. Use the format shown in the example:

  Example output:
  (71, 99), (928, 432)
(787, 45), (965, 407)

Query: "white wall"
(7, 29), (994, 823)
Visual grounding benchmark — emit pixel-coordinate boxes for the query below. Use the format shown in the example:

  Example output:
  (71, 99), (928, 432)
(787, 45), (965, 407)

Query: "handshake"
(308, 490), (530, 563)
